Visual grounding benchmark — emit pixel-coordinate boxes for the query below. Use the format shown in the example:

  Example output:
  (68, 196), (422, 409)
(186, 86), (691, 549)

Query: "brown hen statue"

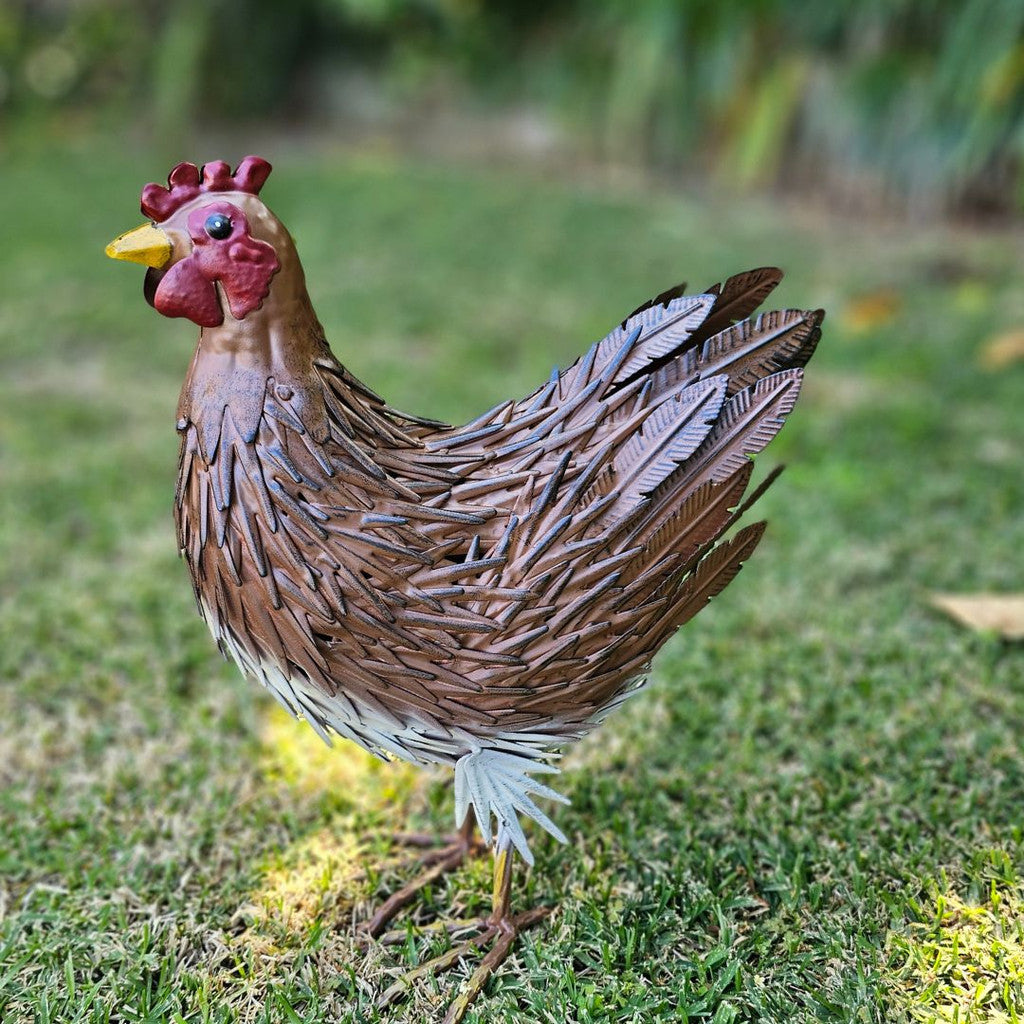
(106, 156), (823, 1021)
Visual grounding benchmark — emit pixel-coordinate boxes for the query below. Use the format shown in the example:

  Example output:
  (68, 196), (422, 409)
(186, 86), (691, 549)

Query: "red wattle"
(154, 256), (224, 328)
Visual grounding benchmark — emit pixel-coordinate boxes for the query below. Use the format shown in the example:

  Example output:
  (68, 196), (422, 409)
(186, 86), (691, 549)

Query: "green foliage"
(1, 2), (1022, 213)
(1, 138), (1023, 1022)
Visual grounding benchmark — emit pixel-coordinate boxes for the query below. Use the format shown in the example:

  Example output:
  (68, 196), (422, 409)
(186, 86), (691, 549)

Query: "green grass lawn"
(1, 138), (1023, 1024)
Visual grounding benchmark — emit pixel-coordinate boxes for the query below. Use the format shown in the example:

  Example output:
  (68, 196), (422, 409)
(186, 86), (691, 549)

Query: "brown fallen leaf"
(979, 329), (1024, 370)
(841, 289), (903, 333)
(929, 593), (1024, 641)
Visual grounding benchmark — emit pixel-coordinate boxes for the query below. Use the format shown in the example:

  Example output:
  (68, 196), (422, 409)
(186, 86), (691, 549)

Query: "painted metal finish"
(108, 155), (824, 1015)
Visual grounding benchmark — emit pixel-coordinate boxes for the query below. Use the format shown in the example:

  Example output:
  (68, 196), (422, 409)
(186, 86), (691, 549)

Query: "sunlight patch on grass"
(258, 702), (421, 807)
(235, 704), (433, 948)
(886, 868), (1024, 1023)
(236, 828), (364, 943)
(216, 705), (472, 1019)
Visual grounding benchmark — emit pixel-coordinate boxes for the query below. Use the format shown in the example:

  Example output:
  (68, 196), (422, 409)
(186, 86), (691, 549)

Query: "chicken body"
(111, 161), (822, 864)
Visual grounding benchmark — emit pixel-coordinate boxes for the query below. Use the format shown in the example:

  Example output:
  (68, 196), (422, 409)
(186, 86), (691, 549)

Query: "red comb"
(141, 156), (272, 222)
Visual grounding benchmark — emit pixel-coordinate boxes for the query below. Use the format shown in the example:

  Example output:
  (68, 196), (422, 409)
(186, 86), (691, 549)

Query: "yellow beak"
(105, 223), (172, 268)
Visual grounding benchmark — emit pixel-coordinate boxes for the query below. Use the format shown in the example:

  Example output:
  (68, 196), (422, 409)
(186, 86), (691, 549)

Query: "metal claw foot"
(371, 836), (550, 1024)
(361, 817), (485, 940)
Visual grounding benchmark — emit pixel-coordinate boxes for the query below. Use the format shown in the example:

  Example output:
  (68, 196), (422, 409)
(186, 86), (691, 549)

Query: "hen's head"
(106, 157), (283, 328)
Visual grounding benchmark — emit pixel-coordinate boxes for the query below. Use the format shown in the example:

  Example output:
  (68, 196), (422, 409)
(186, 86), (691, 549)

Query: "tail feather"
(646, 306), (823, 399)
(610, 267), (786, 394)
(610, 376), (727, 505)
(694, 308), (823, 396)
(683, 369), (804, 486)
(667, 520), (768, 628)
(602, 294), (717, 388)
(693, 267), (785, 344)
(629, 462), (755, 573)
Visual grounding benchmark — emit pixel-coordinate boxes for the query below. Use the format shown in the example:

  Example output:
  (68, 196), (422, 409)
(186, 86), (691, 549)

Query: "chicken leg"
(374, 832), (550, 1023)
(363, 816), (485, 939)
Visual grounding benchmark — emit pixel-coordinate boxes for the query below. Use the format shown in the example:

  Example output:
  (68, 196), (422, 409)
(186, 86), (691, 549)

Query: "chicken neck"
(175, 252), (333, 459)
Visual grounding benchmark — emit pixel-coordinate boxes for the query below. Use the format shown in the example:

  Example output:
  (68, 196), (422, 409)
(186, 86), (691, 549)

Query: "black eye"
(204, 213), (232, 239)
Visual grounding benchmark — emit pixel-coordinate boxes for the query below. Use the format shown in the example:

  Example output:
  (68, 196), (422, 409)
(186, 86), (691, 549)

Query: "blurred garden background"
(1, 2), (1024, 1022)
(4, 0), (1024, 215)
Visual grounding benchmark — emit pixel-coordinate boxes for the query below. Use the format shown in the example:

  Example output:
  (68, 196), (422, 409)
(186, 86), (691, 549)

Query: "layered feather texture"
(176, 265), (823, 858)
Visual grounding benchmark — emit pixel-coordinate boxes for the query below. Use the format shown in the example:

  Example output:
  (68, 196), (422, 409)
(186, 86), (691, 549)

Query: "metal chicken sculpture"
(107, 156), (823, 1021)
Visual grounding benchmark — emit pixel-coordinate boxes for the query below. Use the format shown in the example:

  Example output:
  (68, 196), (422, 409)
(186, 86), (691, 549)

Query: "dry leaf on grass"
(841, 289), (902, 333)
(979, 328), (1024, 369)
(929, 593), (1024, 641)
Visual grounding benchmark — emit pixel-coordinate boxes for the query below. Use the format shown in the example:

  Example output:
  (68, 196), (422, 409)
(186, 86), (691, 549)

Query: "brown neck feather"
(176, 252), (332, 462)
